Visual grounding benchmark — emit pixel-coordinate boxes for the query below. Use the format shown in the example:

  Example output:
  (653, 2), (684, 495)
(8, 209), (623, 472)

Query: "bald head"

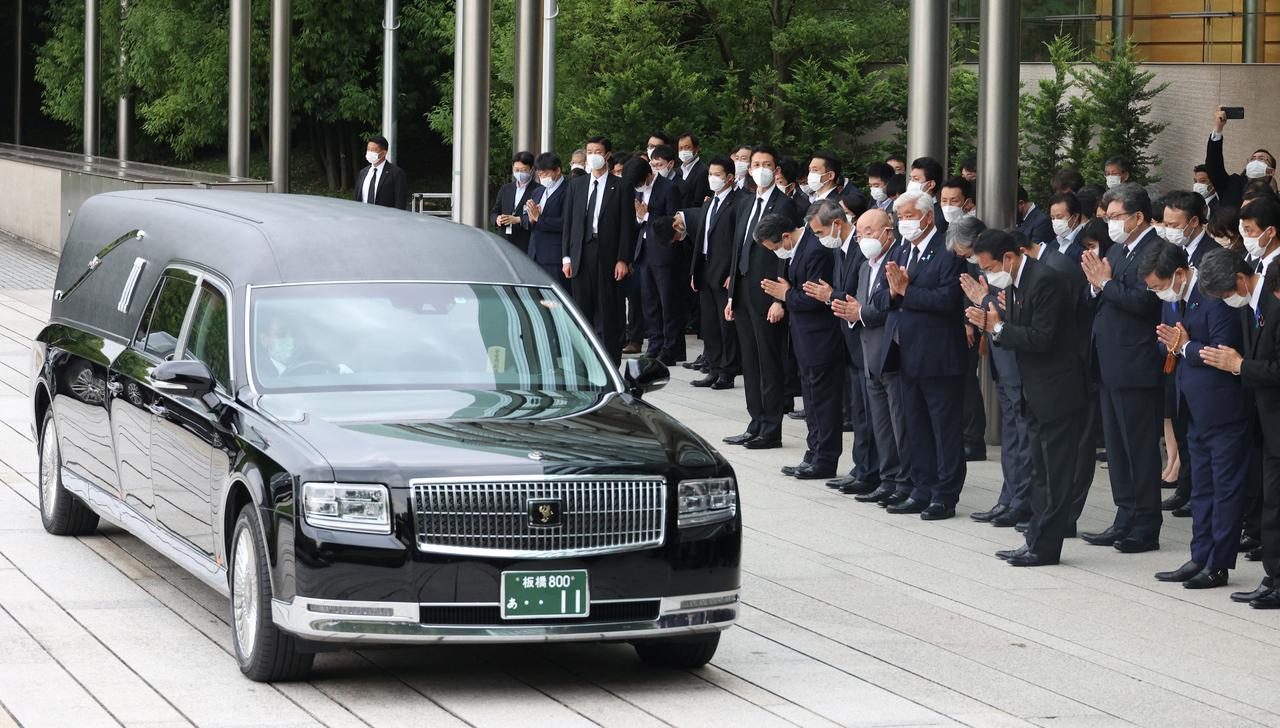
(857, 208), (892, 237)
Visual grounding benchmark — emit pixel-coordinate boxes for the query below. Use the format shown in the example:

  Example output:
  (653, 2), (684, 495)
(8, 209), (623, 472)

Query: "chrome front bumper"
(271, 591), (739, 645)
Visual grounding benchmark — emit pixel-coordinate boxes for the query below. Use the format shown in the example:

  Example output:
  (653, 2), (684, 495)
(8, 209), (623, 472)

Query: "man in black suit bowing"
(871, 190), (967, 520)
(560, 136), (633, 363)
(355, 135), (408, 210)
(1080, 183), (1165, 553)
(681, 156), (740, 388)
(623, 157), (685, 365)
(522, 152), (569, 285)
(491, 151), (542, 254)
(966, 229), (1088, 566)
(723, 146), (799, 450)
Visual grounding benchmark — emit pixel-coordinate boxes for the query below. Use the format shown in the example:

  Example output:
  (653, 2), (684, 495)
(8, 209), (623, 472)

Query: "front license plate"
(501, 569), (589, 620)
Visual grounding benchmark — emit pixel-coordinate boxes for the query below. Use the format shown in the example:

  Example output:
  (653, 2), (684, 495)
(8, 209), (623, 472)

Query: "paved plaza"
(0, 247), (1278, 727)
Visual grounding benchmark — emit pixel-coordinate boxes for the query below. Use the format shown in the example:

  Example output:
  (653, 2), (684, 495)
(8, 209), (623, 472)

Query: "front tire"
(633, 632), (721, 668)
(38, 411), (99, 536)
(229, 504), (313, 682)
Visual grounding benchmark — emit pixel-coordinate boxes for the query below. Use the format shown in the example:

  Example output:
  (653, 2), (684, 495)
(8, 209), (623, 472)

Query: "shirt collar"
(1181, 268), (1199, 303)
(681, 156), (699, 172)
(1185, 230), (1205, 259)
(840, 228), (856, 255)
(809, 186), (834, 202)
(1012, 256), (1027, 289)
(544, 176), (563, 194)
(713, 186), (732, 203)
(371, 159), (386, 172)
(757, 185), (777, 203)
(910, 227), (938, 254)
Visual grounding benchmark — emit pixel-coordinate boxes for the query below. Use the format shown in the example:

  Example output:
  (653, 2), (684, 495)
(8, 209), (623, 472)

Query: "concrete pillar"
(539, 0), (558, 154)
(228, 0), (250, 178)
(450, 3), (464, 222)
(84, 0), (100, 157)
(270, 0), (290, 192)
(457, 0), (492, 228)
(13, 0), (22, 144)
(1243, 0), (1265, 63)
(381, 0), (398, 163)
(513, 0), (543, 155)
(1111, 0), (1131, 47)
(906, 0), (949, 167)
(116, 0), (131, 162)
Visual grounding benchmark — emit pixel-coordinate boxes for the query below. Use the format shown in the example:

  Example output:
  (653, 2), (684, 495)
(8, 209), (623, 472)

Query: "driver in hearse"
(257, 314), (352, 379)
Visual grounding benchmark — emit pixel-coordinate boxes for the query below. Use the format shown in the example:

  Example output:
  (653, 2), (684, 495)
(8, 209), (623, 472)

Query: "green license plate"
(501, 569), (589, 620)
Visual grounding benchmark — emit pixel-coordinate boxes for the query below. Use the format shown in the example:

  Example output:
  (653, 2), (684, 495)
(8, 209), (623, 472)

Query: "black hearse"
(31, 190), (740, 681)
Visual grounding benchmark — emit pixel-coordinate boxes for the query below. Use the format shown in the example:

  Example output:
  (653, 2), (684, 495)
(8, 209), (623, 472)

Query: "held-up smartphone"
(1222, 106), (1245, 120)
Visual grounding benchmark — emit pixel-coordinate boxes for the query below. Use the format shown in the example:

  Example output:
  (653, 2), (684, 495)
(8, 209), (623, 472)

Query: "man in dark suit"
(760, 205), (846, 479)
(560, 136), (633, 364)
(1048, 191), (1089, 262)
(1193, 165), (1222, 220)
(871, 190), (967, 520)
(723, 146), (799, 450)
(355, 135), (408, 210)
(681, 157), (739, 388)
(1080, 182), (1165, 553)
(677, 133), (712, 208)
(522, 152), (569, 285)
(1017, 185), (1055, 247)
(1206, 108), (1276, 209)
(1141, 243), (1251, 589)
(622, 158), (685, 365)
(942, 177), (987, 463)
(907, 157), (948, 239)
(491, 151), (542, 254)
(966, 229), (1088, 566)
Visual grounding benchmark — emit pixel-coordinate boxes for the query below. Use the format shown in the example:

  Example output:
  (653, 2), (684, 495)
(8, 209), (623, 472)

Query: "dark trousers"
(1173, 405), (1192, 500)
(697, 266), (739, 377)
(1262, 449), (1280, 578)
(866, 370), (910, 493)
(846, 365), (879, 483)
(961, 341), (986, 451)
(571, 242), (623, 364)
(539, 261), (568, 288)
(638, 260), (682, 361)
(733, 287), (786, 440)
(1068, 378), (1101, 526)
(622, 269), (643, 346)
(783, 333), (802, 400)
(800, 360), (846, 472)
(1099, 384), (1164, 540)
(995, 380), (1034, 514)
(900, 373), (965, 506)
(1025, 405), (1088, 562)
(1187, 415), (1252, 569)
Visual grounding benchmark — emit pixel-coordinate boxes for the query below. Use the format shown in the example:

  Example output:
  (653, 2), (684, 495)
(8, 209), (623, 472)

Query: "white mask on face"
(1246, 159), (1270, 179)
(1051, 218), (1071, 237)
(269, 336), (295, 364)
(799, 183), (813, 196)
(707, 174), (726, 193)
(365, 151), (381, 165)
(734, 160), (750, 177)
(1105, 174), (1122, 189)
(1193, 182), (1211, 198)
(1154, 273), (1186, 303)
(859, 236), (884, 260)
(941, 205), (965, 224)
(898, 218), (923, 241)
(807, 171), (826, 191)
(751, 166), (775, 189)
(678, 149), (694, 163)
(906, 180), (925, 194)
(966, 254), (979, 265)
(1224, 292), (1250, 308)
(1108, 217), (1131, 244)
(1154, 226), (1169, 241)
(646, 146), (657, 158)
(1241, 224), (1270, 258)
(985, 264), (1012, 290)
(586, 153), (606, 171)
(571, 162), (586, 172)
(870, 186), (887, 203)
(1164, 225), (1192, 247)
(537, 174), (555, 186)
(819, 224), (842, 249)
(773, 244), (793, 260)
(513, 170), (531, 184)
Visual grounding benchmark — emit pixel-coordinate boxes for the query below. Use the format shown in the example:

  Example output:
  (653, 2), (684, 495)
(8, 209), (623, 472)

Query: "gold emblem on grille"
(537, 504), (555, 523)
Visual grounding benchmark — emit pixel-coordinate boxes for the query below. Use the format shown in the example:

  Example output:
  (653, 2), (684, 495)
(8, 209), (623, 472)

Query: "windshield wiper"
(55, 229), (147, 301)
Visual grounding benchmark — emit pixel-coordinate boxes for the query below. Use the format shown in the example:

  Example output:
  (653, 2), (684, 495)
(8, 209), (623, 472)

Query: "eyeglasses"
(1105, 212), (1135, 222)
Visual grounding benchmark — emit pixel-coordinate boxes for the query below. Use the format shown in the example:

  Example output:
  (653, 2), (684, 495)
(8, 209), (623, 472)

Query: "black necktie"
(1256, 259), (1265, 274)
(586, 179), (599, 235)
(740, 197), (764, 275)
(705, 196), (722, 254)
(907, 245), (920, 273)
(367, 168), (379, 203)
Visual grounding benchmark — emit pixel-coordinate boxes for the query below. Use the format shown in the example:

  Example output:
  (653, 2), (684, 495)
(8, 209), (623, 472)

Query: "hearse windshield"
(249, 282), (613, 393)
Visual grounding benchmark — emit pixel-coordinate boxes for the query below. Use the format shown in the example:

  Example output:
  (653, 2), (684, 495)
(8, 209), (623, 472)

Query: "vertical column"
(457, 0), (492, 229)
(270, 0), (291, 192)
(228, 0), (250, 178)
(539, 0), (558, 154)
(450, 2), (464, 222)
(1243, 0), (1265, 63)
(14, 0), (22, 144)
(1111, 0), (1131, 47)
(906, 0), (950, 166)
(513, 0), (543, 155)
(84, 0), (100, 157)
(382, 0), (398, 163)
(117, 0), (131, 162)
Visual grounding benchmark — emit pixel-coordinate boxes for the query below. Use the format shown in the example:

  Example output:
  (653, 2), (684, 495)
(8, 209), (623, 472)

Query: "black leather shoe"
(1183, 568), (1228, 589)
(855, 485), (896, 503)
(1160, 479), (1178, 489)
(1154, 560), (1202, 582)
(963, 445), (987, 462)
(780, 464), (803, 477)
(886, 497), (927, 515)
(1081, 526), (1126, 546)
(743, 437), (782, 450)
(920, 503), (956, 521)
(1014, 519), (1030, 533)
(826, 476), (855, 490)
(787, 409), (807, 420)
(1246, 546), (1263, 561)
(1114, 536), (1160, 554)
(1230, 578), (1274, 603)
(879, 491), (911, 508)
(691, 374), (717, 388)
(1250, 588), (1280, 609)
(1008, 551), (1058, 567)
(682, 355), (706, 370)
(1170, 504), (1192, 518)
(1161, 493), (1188, 511)
(971, 503), (1008, 523)
(722, 432), (756, 445)
(841, 421), (854, 433)
(794, 463), (836, 480)
(840, 479), (879, 495)
(1240, 534), (1262, 552)
(989, 509), (1026, 528)
(996, 545), (1029, 561)
(710, 377), (735, 390)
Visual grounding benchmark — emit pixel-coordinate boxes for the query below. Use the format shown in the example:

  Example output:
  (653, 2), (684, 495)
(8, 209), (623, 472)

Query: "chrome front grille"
(410, 476), (667, 557)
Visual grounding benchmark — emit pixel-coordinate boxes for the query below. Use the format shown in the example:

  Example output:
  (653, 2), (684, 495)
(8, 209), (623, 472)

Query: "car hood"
(255, 389), (721, 483)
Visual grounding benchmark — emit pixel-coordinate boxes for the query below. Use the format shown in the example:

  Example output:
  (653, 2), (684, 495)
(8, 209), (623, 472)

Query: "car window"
(134, 271), (197, 361)
(183, 282), (231, 390)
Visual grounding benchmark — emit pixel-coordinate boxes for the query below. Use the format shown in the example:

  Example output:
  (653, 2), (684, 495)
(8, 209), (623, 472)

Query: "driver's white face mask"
(269, 336), (295, 363)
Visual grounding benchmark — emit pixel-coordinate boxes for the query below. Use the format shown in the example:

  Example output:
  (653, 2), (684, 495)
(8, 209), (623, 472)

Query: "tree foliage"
(1070, 36), (1169, 186)
(1018, 34), (1078, 204)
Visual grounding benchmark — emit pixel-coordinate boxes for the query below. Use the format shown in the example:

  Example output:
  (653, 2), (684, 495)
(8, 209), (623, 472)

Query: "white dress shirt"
(703, 186), (732, 255)
(681, 156), (701, 180)
(361, 160), (386, 203)
(1057, 222), (1084, 254)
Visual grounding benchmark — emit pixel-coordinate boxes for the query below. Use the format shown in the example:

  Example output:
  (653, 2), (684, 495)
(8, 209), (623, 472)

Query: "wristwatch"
(992, 322), (1005, 340)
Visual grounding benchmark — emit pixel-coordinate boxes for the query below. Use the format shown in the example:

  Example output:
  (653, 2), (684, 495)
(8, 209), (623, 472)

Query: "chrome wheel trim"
(231, 527), (259, 660)
(39, 420), (57, 522)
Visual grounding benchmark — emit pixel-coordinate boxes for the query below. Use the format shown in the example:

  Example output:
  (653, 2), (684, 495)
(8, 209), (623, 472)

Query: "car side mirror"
(152, 359), (218, 404)
(621, 357), (669, 397)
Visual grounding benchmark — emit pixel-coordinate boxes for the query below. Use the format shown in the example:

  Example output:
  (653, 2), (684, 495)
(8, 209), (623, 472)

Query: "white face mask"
(571, 162), (586, 172)
(985, 263), (1012, 290)
(586, 153), (606, 171)
(941, 205), (965, 224)
(734, 160), (750, 177)
(365, 150), (382, 165)
(513, 170), (531, 184)
(1154, 226), (1168, 241)
(1246, 159), (1270, 179)
(1164, 225), (1193, 247)
(537, 174), (555, 186)
(707, 174), (726, 193)
(1193, 182), (1211, 198)
(1224, 292), (1250, 308)
(906, 180), (925, 194)
(1153, 273), (1186, 303)
(1105, 174), (1122, 189)
(1051, 218), (1072, 237)
(646, 146), (657, 157)
(751, 166), (775, 189)
(773, 243), (793, 260)
(1108, 217), (1131, 244)
(268, 336), (295, 364)
(807, 171), (826, 190)
(1241, 225), (1270, 258)
(798, 182), (813, 196)
(870, 186), (887, 203)
(678, 150), (694, 163)
(898, 218), (923, 241)
(859, 236), (884, 260)
(966, 254), (979, 265)
(818, 224), (842, 249)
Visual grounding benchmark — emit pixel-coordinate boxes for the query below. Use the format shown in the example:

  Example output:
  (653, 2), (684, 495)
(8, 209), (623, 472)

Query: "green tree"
(1070, 36), (1169, 186)
(1018, 35), (1079, 204)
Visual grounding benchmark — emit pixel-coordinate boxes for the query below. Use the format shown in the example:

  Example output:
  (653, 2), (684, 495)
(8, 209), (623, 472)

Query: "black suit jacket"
(492, 180), (542, 253)
(1205, 135), (1251, 209)
(686, 189), (740, 287)
(631, 174), (684, 267)
(785, 232), (844, 368)
(728, 187), (799, 310)
(354, 162), (408, 210)
(561, 172), (632, 274)
(521, 181), (568, 266)
(1017, 205), (1055, 247)
(1037, 243), (1091, 363)
(1091, 227), (1164, 389)
(831, 238), (870, 369)
(871, 229), (966, 378)
(1242, 294), (1280, 456)
(1187, 234), (1222, 268)
(996, 257), (1086, 423)
(680, 160), (712, 208)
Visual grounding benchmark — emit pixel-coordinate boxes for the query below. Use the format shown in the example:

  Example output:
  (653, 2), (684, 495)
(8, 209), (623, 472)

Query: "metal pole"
(1243, 0), (1264, 63)
(450, 2), (464, 222)
(84, 0), (100, 157)
(539, 0), (557, 154)
(906, 0), (949, 167)
(1111, 0), (1130, 47)
(513, 0), (542, 155)
(270, 0), (290, 192)
(116, 0), (131, 162)
(457, 0), (492, 228)
(228, 0), (250, 178)
(14, 0), (22, 144)
(381, 0), (398, 163)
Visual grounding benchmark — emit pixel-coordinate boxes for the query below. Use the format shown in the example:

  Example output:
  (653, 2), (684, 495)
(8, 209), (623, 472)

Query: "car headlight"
(677, 478), (737, 528)
(302, 482), (391, 534)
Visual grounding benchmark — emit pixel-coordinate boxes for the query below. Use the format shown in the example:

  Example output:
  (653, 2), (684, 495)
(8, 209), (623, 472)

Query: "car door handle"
(106, 381), (123, 395)
(148, 403), (168, 417)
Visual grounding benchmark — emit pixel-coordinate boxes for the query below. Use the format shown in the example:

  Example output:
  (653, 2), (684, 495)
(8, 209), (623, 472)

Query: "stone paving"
(0, 281), (1278, 727)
